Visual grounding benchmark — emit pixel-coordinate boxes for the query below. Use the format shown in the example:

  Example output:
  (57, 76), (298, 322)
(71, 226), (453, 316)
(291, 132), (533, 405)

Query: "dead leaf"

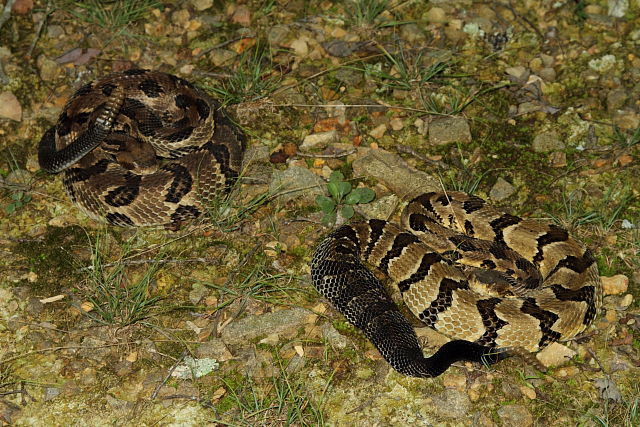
(55, 48), (101, 66)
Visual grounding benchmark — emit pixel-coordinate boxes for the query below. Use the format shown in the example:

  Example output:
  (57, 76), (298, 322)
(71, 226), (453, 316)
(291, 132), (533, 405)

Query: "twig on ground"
(0, 0), (16, 32)
(296, 148), (357, 158)
(78, 257), (220, 272)
(27, 0), (53, 58)
(150, 351), (187, 400)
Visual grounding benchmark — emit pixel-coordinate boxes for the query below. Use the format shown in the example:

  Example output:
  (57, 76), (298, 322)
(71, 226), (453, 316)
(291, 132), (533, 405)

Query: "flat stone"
(422, 388), (471, 418)
(536, 342), (577, 367)
(601, 274), (629, 295)
(389, 117), (404, 131)
(321, 323), (348, 349)
(368, 123), (387, 139)
(190, 0), (213, 11)
(505, 65), (529, 81)
(334, 68), (362, 86)
(352, 148), (439, 199)
(268, 24), (289, 45)
(354, 194), (398, 220)
(489, 177), (515, 201)
(532, 130), (565, 152)
(400, 23), (426, 43)
(612, 110), (639, 129)
(270, 165), (326, 203)
(290, 38), (309, 57)
(36, 55), (61, 82)
(425, 7), (447, 23)
(300, 130), (339, 150)
(608, 0), (628, 17)
(518, 101), (540, 115)
(606, 88), (627, 111)
(497, 404), (533, 427)
(539, 67), (556, 82)
(428, 116), (471, 145)
(0, 92), (22, 121)
(208, 48), (236, 67)
(221, 307), (310, 346)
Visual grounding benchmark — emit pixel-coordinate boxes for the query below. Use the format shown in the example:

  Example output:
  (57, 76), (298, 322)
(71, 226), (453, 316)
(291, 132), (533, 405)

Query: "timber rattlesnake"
(38, 69), (244, 228)
(311, 191), (601, 377)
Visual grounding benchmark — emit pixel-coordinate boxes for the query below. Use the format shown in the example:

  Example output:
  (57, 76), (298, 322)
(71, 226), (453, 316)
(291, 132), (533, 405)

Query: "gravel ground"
(0, 0), (639, 425)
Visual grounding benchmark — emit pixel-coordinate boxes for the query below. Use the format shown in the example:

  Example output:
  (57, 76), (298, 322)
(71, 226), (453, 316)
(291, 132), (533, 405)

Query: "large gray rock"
(420, 388), (471, 419)
(352, 148), (439, 199)
(532, 130), (565, 152)
(497, 404), (533, 427)
(270, 165), (326, 203)
(428, 116), (472, 145)
(221, 307), (310, 346)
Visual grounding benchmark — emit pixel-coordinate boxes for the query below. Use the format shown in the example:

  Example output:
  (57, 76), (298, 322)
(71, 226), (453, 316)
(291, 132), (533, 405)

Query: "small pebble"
(532, 130), (565, 152)
(291, 38), (309, 57)
(489, 177), (515, 201)
(520, 385), (536, 399)
(190, 0), (213, 11)
(601, 274), (629, 295)
(389, 117), (404, 131)
(536, 342), (576, 367)
(300, 130), (338, 150)
(505, 65), (529, 81)
(368, 123), (387, 139)
(0, 92), (22, 121)
(425, 7), (446, 23)
(619, 293), (633, 308)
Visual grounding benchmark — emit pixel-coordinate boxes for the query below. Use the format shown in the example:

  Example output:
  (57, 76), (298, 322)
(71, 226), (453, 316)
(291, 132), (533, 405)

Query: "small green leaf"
(328, 181), (351, 202)
(340, 205), (355, 219)
(6, 203), (15, 214)
(12, 192), (22, 201)
(337, 181), (351, 198)
(327, 181), (340, 200)
(352, 187), (375, 203)
(329, 170), (344, 183)
(345, 191), (361, 204)
(23, 194), (32, 203)
(315, 195), (335, 213)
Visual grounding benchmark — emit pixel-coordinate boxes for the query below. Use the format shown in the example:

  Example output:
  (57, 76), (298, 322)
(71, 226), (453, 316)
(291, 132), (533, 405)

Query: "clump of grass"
(204, 253), (304, 310)
(204, 185), (272, 233)
(441, 142), (493, 194)
(214, 356), (326, 425)
(359, 47), (448, 93)
(62, 0), (161, 30)
(82, 232), (162, 326)
(1, 149), (32, 215)
(611, 125), (640, 147)
(346, 0), (389, 29)
(555, 188), (634, 232)
(205, 43), (281, 106)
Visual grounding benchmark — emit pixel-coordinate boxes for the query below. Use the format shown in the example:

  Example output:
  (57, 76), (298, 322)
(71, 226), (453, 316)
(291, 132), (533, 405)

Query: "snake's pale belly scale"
(311, 191), (601, 377)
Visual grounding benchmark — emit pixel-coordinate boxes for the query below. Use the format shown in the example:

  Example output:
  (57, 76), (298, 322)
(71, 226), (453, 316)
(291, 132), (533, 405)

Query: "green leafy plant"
(5, 190), (31, 214)
(316, 171), (375, 225)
